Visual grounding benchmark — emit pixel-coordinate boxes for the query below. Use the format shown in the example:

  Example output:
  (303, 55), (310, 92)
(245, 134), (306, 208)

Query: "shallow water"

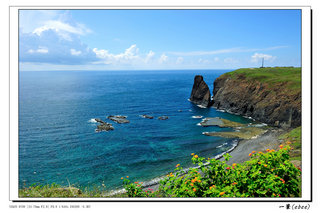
(19, 70), (253, 190)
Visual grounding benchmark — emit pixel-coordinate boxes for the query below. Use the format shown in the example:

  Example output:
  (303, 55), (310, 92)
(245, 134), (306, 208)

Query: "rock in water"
(190, 75), (211, 107)
(95, 118), (106, 124)
(107, 115), (130, 124)
(96, 123), (114, 132)
(140, 114), (154, 119)
(158, 116), (169, 120)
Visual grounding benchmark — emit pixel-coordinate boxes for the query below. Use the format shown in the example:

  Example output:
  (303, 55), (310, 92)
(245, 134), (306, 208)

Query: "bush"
(123, 144), (301, 198)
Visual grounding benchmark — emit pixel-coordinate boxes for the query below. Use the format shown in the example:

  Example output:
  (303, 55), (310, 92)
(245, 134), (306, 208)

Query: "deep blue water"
(19, 70), (252, 191)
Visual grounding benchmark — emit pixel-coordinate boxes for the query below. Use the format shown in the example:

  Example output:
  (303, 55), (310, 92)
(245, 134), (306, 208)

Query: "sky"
(19, 9), (301, 71)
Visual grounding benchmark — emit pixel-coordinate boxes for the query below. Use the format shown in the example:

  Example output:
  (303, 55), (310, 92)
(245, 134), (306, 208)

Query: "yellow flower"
(264, 164), (268, 167)
(271, 149), (275, 152)
(197, 180), (201, 183)
(190, 183), (194, 186)
(126, 176), (129, 178)
(191, 153), (194, 156)
(258, 151), (263, 154)
(193, 188), (197, 192)
(194, 155), (198, 158)
(176, 164), (180, 167)
(249, 153), (252, 157)
(266, 149), (270, 152)
(252, 151), (256, 154)
(121, 177), (123, 179)
(279, 145), (284, 148)
(219, 192), (225, 196)
(191, 179), (195, 183)
(209, 186), (213, 190)
(212, 185), (216, 188)
(258, 162), (261, 164)
(232, 163), (237, 167)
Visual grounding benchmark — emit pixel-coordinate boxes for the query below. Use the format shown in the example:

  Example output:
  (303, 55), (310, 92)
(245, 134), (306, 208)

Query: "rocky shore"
(211, 67), (301, 128)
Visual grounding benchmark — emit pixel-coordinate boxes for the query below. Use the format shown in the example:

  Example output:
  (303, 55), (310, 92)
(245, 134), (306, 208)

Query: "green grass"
(18, 183), (131, 198)
(19, 183), (106, 198)
(223, 67), (301, 92)
(279, 126), (302, 162)
(279, 126), (302, 147)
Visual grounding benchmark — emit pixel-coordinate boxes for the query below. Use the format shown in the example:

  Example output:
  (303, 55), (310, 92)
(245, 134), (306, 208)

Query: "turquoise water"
(19, 70), (252, 190)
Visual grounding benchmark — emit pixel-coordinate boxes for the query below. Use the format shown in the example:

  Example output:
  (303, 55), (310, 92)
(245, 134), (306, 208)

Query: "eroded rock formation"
(190, 75), (211, 107)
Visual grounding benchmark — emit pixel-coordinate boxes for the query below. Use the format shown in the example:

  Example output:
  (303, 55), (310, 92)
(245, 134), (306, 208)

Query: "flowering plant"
(123, 144), (301, 197)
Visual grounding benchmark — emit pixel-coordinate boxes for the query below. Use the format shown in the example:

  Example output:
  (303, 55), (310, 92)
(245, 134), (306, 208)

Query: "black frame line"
(10, 6), (312, 202)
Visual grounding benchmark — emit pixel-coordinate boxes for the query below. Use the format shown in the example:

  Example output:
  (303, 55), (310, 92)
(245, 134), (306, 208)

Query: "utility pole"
(260, 57), (264, 68)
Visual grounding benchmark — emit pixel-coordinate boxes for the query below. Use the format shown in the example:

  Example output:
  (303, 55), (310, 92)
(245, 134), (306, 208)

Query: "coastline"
(107, 127), (286, 196)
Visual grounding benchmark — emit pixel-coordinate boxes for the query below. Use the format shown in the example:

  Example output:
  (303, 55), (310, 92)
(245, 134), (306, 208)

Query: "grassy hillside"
(279, 126), (302, 161)
(223, 67), (301, 92)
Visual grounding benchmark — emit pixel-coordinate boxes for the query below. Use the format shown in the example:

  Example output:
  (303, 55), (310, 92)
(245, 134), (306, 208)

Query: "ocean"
(19, 70), (253, 191)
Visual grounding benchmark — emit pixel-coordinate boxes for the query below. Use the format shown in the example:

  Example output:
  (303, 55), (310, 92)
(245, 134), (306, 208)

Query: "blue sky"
(19, 9), (301, 71)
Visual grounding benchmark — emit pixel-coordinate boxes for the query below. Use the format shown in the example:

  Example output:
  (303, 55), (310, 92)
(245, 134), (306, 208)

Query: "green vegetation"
(223, 67), (301, 92)
(18, 183), (110, 198)
(123, 144), (301, 198)
(279, 126), (302, 161)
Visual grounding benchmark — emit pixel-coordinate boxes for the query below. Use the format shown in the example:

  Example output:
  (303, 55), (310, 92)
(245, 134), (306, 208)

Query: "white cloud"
(159, 54), (168, 63)
(251, 53), (276, 63)
(70, 49), (82, 56)
(198, 58), (210, 64)
(168, 46), (287, 56)
(224, 57), (239, 63)
(32, 20), (91, 41)
(93, 44), (143, 65)
(176, 57), (184, 64)
(213, 57), (219, 62)
(20, 29), (96, 64)
(145, 51), (155, 63)
(27, 46), (48, 54)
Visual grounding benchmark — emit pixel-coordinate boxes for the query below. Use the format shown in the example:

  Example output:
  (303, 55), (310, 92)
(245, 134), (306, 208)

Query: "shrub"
(123, 144), (301, 197)
(122, 177), (156, 197)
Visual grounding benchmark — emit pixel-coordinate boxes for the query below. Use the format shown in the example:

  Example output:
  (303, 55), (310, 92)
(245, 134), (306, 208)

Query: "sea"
(19, 69), (254, 191)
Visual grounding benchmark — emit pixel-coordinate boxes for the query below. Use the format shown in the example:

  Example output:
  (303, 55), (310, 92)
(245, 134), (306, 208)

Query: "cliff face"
(212, 73), (301, 128)
(190, 75), (211, 107)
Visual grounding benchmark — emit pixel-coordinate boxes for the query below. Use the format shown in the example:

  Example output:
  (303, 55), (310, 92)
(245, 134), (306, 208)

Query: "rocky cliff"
(190, 75), (211, 107)
(211, 67), (301, 128)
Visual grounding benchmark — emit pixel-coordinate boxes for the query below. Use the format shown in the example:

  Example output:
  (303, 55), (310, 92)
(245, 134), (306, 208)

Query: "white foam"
(217, 109), (226, 112)
(89, 118), (97, 123)
(197, 105), (207, 108)
(192, 115), (203, 119)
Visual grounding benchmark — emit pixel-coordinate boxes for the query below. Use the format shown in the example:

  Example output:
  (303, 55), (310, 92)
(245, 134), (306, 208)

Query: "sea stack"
(190, 75), (211, 107)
